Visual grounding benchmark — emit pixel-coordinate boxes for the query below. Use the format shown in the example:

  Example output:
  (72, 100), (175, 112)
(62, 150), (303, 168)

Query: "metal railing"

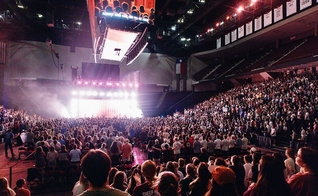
(8, 150), (35, 187)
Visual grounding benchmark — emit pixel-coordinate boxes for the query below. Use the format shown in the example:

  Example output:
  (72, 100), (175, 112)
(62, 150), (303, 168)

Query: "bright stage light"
(86, 91), (92, 96)
(99, 92), (105, 96)
(92, 91), (98, 96)
(72, 91), (78, 95)
(107, 92), (113, 97)
(79, 91), (85, 96)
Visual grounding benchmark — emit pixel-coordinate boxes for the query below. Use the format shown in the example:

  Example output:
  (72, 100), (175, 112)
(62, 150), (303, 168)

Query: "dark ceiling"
(0, 0), (317, 58)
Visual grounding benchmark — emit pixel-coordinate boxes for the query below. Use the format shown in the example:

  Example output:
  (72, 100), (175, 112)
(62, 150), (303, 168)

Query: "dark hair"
(158, 172), (179, 196)
(108, 167), (119, 185)
(252, 155), (292, 196)
(0, 177), (10, 196)
(80, 149), (111, 188)
(285, 148), (295, 159)
(16, 178), (25, 188)
(178, 158), (185, 167)
(185, 163), (196, 179)
(215, 157), (226, 166)
(207, 181), (237, 196)
(110, 141), (119, 154)
(299, 147), (318, 175)
(111, 171), (127, 191)
(189, 162), (211, 196)
(126, 166), (145, 194)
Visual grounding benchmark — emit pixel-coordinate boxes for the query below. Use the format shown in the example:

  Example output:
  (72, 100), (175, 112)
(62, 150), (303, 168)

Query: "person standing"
(0, 177), (16, 196)
(13, 178), (31, 196)
(78, 149), (130, 196)
(132, 160), (160, 196)
(122, 139), (133, 162)
(172, 137), (182, 161)
(287, 147), (318, 196)
(4, 129), (15, 158)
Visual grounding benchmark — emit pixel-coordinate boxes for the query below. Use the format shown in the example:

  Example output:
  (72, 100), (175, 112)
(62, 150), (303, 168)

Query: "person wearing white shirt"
(242, 134), (249, 151)
(243, 154), (253, 188)
(214, 135), (222, 155)
(172, 137), (182, 161)
(70, 144), (82, 167)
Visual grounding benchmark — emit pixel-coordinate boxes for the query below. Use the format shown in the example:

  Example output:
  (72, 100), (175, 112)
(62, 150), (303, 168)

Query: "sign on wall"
(231, 29), (237, 42)
(274, 5), (283, 23)
(286, 0), (297, 17)
(263, 11), (272, 27)
(300, 0), (312, 10)
(225, 33), (230, 45)
(246, 21), (253, 35)
(254, 16), (262, 31)
(238, 25), (244, 39)
(217, 38), (221, 48)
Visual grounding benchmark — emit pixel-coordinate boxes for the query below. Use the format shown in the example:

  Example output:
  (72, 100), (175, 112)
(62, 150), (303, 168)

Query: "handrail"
(9, 149), (36, 187)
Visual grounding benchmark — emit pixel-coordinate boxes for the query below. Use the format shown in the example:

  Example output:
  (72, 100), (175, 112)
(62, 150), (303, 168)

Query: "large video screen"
(97, 0), (155, 24)
(82, 62), (120, 81)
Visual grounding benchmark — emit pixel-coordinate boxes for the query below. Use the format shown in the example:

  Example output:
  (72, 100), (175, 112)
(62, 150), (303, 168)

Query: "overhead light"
(37, 14), (43, 18)
(171, 25), (176, 31)
(199, 0), (205, 3)
(177, 18), (184, 23)
(17, 2), (24, 9)
(237, 6), (244, 13)
(180, 37), (186, 41)
(187, 9), (194, 14)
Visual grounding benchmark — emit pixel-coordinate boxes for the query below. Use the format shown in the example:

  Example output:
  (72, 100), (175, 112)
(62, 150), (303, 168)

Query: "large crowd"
(1, 70), (318, 196)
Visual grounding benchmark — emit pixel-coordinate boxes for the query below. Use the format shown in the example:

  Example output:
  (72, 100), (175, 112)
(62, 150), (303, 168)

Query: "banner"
(225, 33), (230, 45)
(300, 0), (312, 10)
(176, 59), (186, 74)
(217, 38), (221, 48)
(254, 16), (262, 31)
(263, 11), (272, 27)
(274, 5), (283, 23)
(231, 29), (237, 42)
(286, 0), (297, 17)
(246, 21), (253, 35)
(238, 25), (244, 39)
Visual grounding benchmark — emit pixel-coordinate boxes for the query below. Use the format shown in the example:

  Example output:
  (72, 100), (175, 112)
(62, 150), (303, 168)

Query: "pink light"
(216, 22), (220, 27)
(116, 83), (120, 86)
(77, 81), (82, 85)
(237, 6), (244, 13)
(135, 84), (139, 88)
(84, 81), (89, 85)
(129, 83), (133, 87)
(92, 81), (97, 85)
(106, 82), (112, 86)
(99, 82), (103, 85)
(122, 83), (126, 87)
